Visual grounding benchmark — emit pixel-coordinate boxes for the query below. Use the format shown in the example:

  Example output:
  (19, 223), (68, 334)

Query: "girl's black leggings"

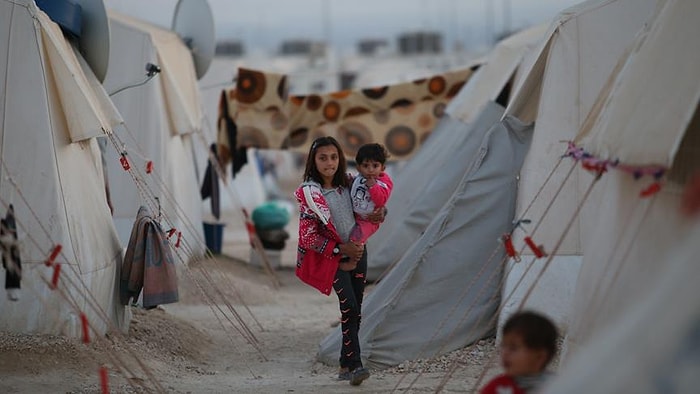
(333, 247), (367, 371)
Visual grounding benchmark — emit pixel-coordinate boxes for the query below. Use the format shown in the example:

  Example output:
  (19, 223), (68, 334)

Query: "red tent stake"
(45, 244), (62, 266)
(50, 263), (61, 289)
(80, 313), (90, 344)
(501, 234), (520, 262)
(524, 236), (546, 258)
(99, 366), (109, 394)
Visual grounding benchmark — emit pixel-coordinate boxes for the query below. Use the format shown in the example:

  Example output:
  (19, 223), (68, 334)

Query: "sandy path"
(0, 256), (498, 393)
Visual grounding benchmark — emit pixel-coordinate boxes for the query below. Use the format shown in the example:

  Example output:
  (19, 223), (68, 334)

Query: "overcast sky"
(104, 0), (582, 54)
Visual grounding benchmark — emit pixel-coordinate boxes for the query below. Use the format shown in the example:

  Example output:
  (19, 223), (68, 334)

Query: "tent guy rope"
(469, 166), (604, 393)
(391, 155), (572, 393)
(0, 184), (165, 393)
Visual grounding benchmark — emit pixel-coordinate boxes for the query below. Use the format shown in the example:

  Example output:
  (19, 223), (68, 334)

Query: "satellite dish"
(172, 0), (216, 80)
(74, 0), (110, 83)
(35, 0), (110, 82)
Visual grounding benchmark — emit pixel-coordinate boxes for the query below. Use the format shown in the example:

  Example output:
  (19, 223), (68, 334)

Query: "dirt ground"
(0, 255), (501, 393)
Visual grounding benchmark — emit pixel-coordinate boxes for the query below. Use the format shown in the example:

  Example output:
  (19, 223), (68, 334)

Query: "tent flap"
(38, 10), (113, 141)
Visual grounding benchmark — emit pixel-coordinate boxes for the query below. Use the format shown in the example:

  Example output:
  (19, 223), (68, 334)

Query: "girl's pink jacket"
(294, 181), (343, 295)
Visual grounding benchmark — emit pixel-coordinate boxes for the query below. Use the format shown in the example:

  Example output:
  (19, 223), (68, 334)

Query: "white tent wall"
(498, 0), (660, 334)
(561, 0), (700, 362)
(0, 0), (126, 336)
(542, 218), (700, 394)
(563, 173), (691, 357)
(165, 133), (205, 254)
(149, 27), (202, 137)
(366, 27), (546, 281)
(319, 104), (533, 369)
(103, 11), (205, 258)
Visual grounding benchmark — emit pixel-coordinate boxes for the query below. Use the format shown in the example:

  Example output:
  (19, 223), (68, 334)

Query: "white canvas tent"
(103, 11), (205, 258)
(540, 3), (700, 387)
(497, 0), (660, 333)
(0, 0), (127, 336)
(551, 0), (700, 363)
(366, 25), (547, 281)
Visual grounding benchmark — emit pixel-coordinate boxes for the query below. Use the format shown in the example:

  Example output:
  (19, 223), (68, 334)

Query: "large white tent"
(498, 0), (660, 332)
(541, 1), (700, 389)
(103, 11), (205, 259)
(553, 0), (700, 362)
(0, 0), (127, 336)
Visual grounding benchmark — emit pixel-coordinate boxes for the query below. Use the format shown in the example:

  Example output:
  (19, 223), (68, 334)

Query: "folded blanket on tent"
(120, 206), (178, 308)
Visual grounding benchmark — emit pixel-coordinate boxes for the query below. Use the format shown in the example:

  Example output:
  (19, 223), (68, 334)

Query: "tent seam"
(33, 7), (83, 276)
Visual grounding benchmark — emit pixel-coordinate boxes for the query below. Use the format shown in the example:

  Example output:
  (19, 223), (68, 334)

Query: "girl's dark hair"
(503, 311), (558, 366)
(303, 136), (349, 188)
(355, 143), (389, 165)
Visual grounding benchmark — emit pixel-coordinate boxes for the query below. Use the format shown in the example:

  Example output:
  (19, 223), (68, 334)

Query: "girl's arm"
(295, 186), (340, 257)
(298, 212), (337, 256)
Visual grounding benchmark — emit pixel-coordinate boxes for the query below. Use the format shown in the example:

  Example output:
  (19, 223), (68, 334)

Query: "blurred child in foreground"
(480, 311), (558, 394)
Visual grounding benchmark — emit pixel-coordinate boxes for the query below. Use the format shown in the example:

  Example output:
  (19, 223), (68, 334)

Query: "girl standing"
(294, 136), (380, 386)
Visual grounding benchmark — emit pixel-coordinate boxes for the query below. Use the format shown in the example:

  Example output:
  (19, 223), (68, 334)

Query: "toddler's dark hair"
(355, 143), (389, 165)
(503, 311), (558, 366)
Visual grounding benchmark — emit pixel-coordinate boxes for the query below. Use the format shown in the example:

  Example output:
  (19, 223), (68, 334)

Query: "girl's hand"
(339, 242), (364, 262)
(339, 261), (357, 271)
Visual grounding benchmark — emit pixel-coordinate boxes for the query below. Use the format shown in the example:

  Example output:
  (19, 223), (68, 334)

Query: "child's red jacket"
(480, 374), (526, 394)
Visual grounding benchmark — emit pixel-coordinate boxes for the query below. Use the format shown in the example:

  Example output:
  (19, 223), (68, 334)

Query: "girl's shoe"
(337, 367), (351, 381)
(349, 367), (370, 386)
